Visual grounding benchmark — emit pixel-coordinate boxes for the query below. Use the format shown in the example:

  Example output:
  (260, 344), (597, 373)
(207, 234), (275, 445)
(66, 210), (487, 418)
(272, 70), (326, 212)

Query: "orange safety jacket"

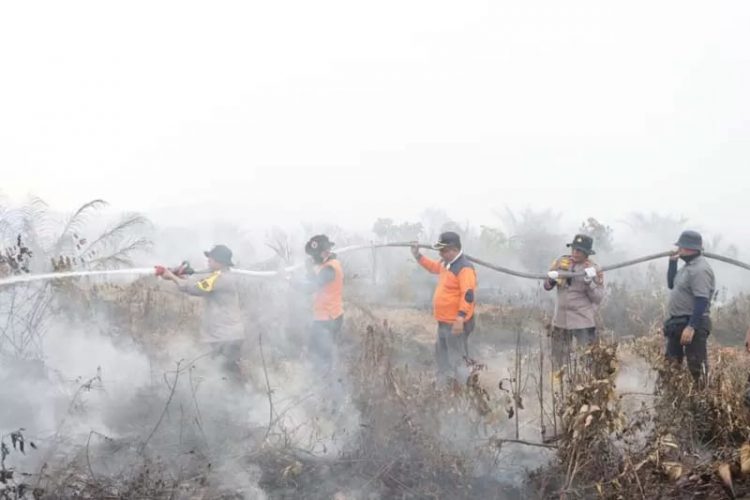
(418, 253), (477, 323)
(313, 258), (344, 321)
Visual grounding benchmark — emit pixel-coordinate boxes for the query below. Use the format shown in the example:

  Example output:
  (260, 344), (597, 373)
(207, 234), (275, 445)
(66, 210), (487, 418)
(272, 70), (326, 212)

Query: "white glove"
(584, 267), (597, 283)
(547, 271), (559, 280)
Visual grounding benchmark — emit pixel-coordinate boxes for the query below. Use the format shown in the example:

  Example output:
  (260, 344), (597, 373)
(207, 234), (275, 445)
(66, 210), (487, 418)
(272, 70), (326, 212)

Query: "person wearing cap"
(158, 245), (246, 381)
(544, 234), (605, 371)
(411, 232), (477, 385)
(664, 230), (715, 384)
(299, 234), (344, 371)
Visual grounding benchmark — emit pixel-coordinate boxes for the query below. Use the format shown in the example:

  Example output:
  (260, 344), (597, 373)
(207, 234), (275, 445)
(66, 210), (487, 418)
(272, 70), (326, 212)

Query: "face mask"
(680, 252), (700, 263)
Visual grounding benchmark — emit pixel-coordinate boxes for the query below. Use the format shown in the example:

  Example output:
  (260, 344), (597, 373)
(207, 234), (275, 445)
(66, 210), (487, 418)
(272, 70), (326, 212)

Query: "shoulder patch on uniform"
(197, 271), (221, 292)
(449, 255), (474, 275)
(554, 255), (573, 271)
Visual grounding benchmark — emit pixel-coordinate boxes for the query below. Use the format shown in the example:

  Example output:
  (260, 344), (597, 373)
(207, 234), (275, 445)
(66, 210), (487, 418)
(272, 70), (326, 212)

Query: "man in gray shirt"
(159, 245), (246, 382)
(664, 230), (715, 384)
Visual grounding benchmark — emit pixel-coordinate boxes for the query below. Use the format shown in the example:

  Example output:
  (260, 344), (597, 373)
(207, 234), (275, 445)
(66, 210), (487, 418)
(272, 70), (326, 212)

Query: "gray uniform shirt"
(550, 260), (605, 330)
(178, 270), (245, 344)
(667, 255), (715, 318)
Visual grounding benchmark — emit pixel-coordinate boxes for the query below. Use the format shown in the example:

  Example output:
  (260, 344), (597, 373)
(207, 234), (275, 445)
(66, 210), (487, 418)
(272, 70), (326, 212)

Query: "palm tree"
(0, 197), (153, 359)
(3, 198), (153, 271)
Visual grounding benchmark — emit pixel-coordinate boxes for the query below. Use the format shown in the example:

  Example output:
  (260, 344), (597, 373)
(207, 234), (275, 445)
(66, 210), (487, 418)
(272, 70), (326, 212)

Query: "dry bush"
(530, 343), (626, 499)
(251, 315), (525, 499)
(531, 330), (750, 499)
(714, 293), (750, 346)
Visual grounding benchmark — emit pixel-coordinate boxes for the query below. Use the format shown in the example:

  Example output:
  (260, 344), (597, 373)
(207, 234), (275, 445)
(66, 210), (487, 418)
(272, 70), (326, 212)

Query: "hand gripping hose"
(0, 244), (748, 288)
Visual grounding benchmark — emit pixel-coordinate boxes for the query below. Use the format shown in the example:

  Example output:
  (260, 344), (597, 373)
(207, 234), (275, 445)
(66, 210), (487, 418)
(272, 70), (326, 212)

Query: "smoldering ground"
(0, 269), (558, 499)
(2, 201), (750, 498)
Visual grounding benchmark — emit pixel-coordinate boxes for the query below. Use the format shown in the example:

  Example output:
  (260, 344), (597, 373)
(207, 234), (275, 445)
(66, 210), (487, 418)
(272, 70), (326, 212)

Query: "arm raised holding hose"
(663, 231), (715, 385)
(412, 241), (441, 274)
(412, 232), (476, 386)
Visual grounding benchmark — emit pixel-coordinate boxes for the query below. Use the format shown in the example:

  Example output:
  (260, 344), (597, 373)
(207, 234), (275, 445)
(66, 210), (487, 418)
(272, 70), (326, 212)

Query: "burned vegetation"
(1, 206), (750, 499)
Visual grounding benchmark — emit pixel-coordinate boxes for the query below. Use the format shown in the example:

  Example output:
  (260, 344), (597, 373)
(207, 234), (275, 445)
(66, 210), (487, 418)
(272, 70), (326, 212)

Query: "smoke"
(0, 270), (362, 498)
(1, 202), (749, 497)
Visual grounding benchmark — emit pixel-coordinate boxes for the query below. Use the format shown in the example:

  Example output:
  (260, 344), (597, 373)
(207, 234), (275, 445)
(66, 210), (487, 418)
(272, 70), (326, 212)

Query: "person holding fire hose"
(156, 244), (246, 383)
(411, 232), (477, 386)
(664, 230), (715, 385)
(296, 234), (345, 375)
(544, 234), (605, 372)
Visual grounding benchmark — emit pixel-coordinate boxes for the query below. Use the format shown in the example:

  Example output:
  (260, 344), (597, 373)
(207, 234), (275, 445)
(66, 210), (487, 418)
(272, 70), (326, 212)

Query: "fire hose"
(0, 242), (749, 288)
(331, 242), (750, 280)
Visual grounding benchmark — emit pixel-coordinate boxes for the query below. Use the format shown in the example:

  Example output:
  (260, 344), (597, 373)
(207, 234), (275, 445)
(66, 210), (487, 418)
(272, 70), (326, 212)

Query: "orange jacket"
(418, 253), (477, 323)
(313, 258), (344, 321)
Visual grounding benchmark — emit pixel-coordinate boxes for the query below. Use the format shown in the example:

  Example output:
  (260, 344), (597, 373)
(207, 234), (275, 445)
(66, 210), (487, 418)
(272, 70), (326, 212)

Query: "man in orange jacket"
(412, 232), (477, 385)
(302, 234), (344, 373)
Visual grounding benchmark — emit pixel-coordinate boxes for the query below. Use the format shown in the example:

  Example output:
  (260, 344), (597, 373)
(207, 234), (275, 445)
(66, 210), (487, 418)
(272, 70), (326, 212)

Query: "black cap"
(675, 230), (703, 251)
(305, 234), (335, 256)
(204, 245), (234, 266)
(433, 231), (462, 250)
(566, 234), (596, 255)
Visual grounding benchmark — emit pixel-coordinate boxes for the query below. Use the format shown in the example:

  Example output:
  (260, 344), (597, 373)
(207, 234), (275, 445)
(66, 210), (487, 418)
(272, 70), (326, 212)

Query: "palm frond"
(15, 196), (54, 251)
(87, 237), (153, 269)
(54, 199), (108, 252)
(80, 213), (151, 256)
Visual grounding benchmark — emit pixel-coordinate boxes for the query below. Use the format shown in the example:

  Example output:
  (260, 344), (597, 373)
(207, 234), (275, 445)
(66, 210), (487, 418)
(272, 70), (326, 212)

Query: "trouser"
(209, 340), (244, 383)
(664, 315), (711, 384)
(435, 317), (475, 384)
(550, 327), (597, 373)
(309, 315), (344, 375)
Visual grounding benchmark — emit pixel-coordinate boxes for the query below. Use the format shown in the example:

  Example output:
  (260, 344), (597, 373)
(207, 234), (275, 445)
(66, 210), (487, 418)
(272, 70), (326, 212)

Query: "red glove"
(154, 265), (166, 277)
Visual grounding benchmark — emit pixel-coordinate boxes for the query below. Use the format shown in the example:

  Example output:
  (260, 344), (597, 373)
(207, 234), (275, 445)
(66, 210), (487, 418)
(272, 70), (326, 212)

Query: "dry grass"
(528, 333), (750, 499)
(5, 267), (750, 499)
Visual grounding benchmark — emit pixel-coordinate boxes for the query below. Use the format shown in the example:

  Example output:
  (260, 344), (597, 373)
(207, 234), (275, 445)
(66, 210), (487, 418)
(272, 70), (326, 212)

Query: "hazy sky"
(1, 1), (748, 234)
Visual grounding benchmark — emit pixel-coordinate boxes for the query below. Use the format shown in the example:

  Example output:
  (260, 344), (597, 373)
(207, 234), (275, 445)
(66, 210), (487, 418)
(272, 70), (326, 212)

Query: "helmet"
(305, 234), (334, 256)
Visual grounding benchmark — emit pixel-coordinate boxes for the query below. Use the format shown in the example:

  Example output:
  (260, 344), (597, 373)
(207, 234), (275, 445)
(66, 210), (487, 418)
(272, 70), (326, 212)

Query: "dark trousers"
(209, 340), (244, 382)
(435, 317), (475, 384)
(550, 327), (597, 372)
(664, 316), (711, 383)
(309, 315), (344, 374)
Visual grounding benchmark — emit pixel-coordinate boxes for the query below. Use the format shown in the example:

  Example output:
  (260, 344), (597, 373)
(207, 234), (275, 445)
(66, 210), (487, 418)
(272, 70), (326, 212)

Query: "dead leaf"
(660, 435), (679, 450)
(741, 443), (750, 474)
(717, 463), (733, 495)
(282, 461), (303, 479)
(662, 462), (683, 481)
